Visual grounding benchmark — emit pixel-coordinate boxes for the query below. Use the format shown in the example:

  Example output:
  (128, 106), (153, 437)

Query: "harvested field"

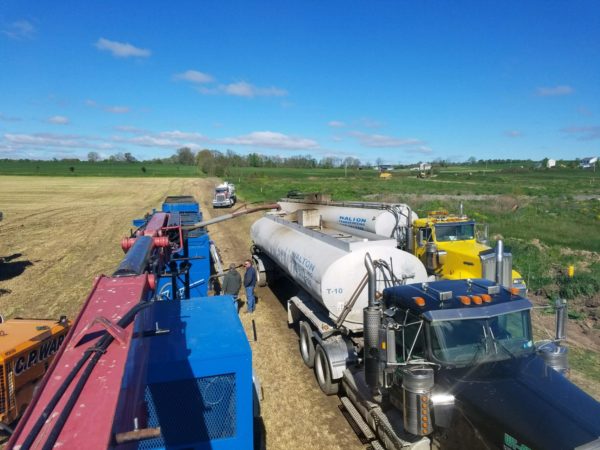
(0, 176), (363, 450)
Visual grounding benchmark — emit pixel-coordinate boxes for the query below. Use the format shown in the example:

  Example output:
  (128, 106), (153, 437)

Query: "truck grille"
(216, 194), (226, 202)
(139, 373), (237, 449)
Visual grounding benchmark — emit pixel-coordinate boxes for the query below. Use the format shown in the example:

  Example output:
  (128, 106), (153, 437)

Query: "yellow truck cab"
(0, 317), (69, 431)
(412, 211), (526, 294)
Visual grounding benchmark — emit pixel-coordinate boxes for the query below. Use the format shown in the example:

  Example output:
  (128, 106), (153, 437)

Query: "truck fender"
(313, 334), (356, 381)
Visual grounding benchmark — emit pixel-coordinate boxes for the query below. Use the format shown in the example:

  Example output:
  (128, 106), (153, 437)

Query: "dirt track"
(0, 176), (363, 450)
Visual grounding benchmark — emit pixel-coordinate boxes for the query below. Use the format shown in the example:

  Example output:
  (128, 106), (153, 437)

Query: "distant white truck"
(212, 182), (237, 208)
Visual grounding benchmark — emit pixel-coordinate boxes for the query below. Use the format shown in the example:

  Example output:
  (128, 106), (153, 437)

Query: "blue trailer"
(9, 195), (263, 450)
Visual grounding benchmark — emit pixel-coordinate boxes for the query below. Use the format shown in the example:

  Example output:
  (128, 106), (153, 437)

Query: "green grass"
(0, 160), (201, 177)
(570, 346), (600, 385)
(223, 165), (600, 295)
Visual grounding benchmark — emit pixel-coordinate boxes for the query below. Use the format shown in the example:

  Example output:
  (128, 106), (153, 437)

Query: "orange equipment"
(0, 317), (70, 432)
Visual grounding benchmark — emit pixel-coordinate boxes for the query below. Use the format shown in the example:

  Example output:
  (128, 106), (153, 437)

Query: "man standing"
(243, 259), (257, 313)
(222, 263), (242, 300)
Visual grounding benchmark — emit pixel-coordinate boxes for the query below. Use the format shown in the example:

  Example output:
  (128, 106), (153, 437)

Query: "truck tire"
(314, 344), (339, 395)
(299, 321), (315, 368)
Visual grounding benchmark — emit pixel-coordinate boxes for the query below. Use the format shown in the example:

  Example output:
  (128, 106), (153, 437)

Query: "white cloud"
(114, 125), (146, 134)
(350, 131), (423, 148)
(536, 85), (574, 97)
(105, 106), (130, 114)
(198, 81), (287, 98)
(561, 125), (600, 141)
(2, 20), (35, 40)
(359, 118), (383, 129)
(85, 99), (131, 114)
(173, 70), (214, 84)
(95, 38), (151, 58)
(328, 121), (346, 128)
(47, 115), (70, 125)
(220, 131), (318, 150)
(4, 132), (113, 150)
(504, 130), (523, 138)
(112, 130), (207, 149)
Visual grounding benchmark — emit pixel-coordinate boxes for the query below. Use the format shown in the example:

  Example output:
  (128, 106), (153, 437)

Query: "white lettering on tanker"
(273, 245), (316, 287)
(290, 251), (315, 286)
(338, 215), (367, 230)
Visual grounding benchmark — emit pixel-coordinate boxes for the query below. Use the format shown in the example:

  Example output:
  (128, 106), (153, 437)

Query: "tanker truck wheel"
(299, 321), (315, 368)
(314, 344), (339, 395)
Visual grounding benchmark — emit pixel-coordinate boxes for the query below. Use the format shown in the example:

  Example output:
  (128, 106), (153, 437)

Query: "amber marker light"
(414, 297), (426, 307)
(471, 295), (482, 305)
(459, 295), (471, 305)
(509, 287), (520, 296)
(481, 293), (492, 303)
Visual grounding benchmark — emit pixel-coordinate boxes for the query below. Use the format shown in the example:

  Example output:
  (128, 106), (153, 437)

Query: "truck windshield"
(215, 188), (227, 193)
(430, 310), (533, 365)
(435, 223), (475, 242)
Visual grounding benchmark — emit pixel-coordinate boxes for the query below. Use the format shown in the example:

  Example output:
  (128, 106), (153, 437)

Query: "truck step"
(340, 396), (375, 441)
(369, 440), (385, 450)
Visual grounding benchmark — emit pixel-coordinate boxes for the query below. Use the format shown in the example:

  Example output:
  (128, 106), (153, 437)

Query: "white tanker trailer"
(278, 198), (415, 245)
(251, 214), (428, 330)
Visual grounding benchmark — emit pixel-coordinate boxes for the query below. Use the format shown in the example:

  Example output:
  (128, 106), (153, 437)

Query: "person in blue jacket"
(243, 259), (257, 313)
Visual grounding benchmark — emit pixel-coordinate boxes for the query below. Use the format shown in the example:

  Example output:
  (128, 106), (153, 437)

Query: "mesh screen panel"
(139, 373), (236, 449)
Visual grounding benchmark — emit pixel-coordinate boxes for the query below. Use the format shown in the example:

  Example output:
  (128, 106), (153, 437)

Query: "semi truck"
(212, 182), (237, 208)
(278, 196), (526, 294)
(250, 209), (600, 450)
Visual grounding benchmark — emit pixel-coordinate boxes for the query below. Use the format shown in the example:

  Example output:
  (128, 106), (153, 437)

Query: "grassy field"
(223, 166), (600, 293)
(0, 160), (200, 177)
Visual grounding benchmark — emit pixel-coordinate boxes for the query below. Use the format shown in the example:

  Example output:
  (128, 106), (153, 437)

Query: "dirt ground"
(1, 176), (598, 448)
(0, 176), (363, 450)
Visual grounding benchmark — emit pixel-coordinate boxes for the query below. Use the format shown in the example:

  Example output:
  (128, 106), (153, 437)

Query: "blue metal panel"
(139, 296), (253, 450)
(161, 196), (202, 221)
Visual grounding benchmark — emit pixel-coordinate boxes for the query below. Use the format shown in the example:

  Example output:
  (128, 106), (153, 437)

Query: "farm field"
(1, 171), (599, 447)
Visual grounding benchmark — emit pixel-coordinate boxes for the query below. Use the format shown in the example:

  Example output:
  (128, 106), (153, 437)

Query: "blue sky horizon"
(1, 1), (599, 165)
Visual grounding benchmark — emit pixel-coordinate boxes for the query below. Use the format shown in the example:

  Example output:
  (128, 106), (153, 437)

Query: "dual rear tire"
(298, 321), (339, 395)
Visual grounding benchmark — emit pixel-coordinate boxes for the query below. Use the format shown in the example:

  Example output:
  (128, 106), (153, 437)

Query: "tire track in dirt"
(193, 179), (364, 450)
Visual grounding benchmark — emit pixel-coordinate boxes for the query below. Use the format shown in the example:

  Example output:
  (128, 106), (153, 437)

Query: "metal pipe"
(364, 253), (381, 391)
(555, 298), (567, 341)
(406, 208), (414, 253)
(365, 253), (376, 308)
(335, 273), (368, 328)
(113, 236), (154, 277)
(182, 203), (280, 231)
(495, 239), (504, 284)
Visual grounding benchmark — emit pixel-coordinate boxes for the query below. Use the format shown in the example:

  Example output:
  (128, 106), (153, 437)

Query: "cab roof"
(383, 278), (532, 322)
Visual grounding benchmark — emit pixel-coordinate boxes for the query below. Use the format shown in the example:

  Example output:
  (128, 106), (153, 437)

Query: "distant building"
(409, 162), (431, 171)
(376, 164), (394, 172)
(580, 156), (598, 169)
(546, 159), (556, 168)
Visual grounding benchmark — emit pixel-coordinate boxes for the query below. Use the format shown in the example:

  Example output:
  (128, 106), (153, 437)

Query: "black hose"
(19, 301), (151, 450)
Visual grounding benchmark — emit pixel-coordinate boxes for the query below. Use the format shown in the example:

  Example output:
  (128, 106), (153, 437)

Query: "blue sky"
(1, 1), (599, 164)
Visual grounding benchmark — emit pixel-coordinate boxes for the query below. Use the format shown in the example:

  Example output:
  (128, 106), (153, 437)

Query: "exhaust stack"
(495, 240), (504, 285)
(364, 254), (381, 392)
